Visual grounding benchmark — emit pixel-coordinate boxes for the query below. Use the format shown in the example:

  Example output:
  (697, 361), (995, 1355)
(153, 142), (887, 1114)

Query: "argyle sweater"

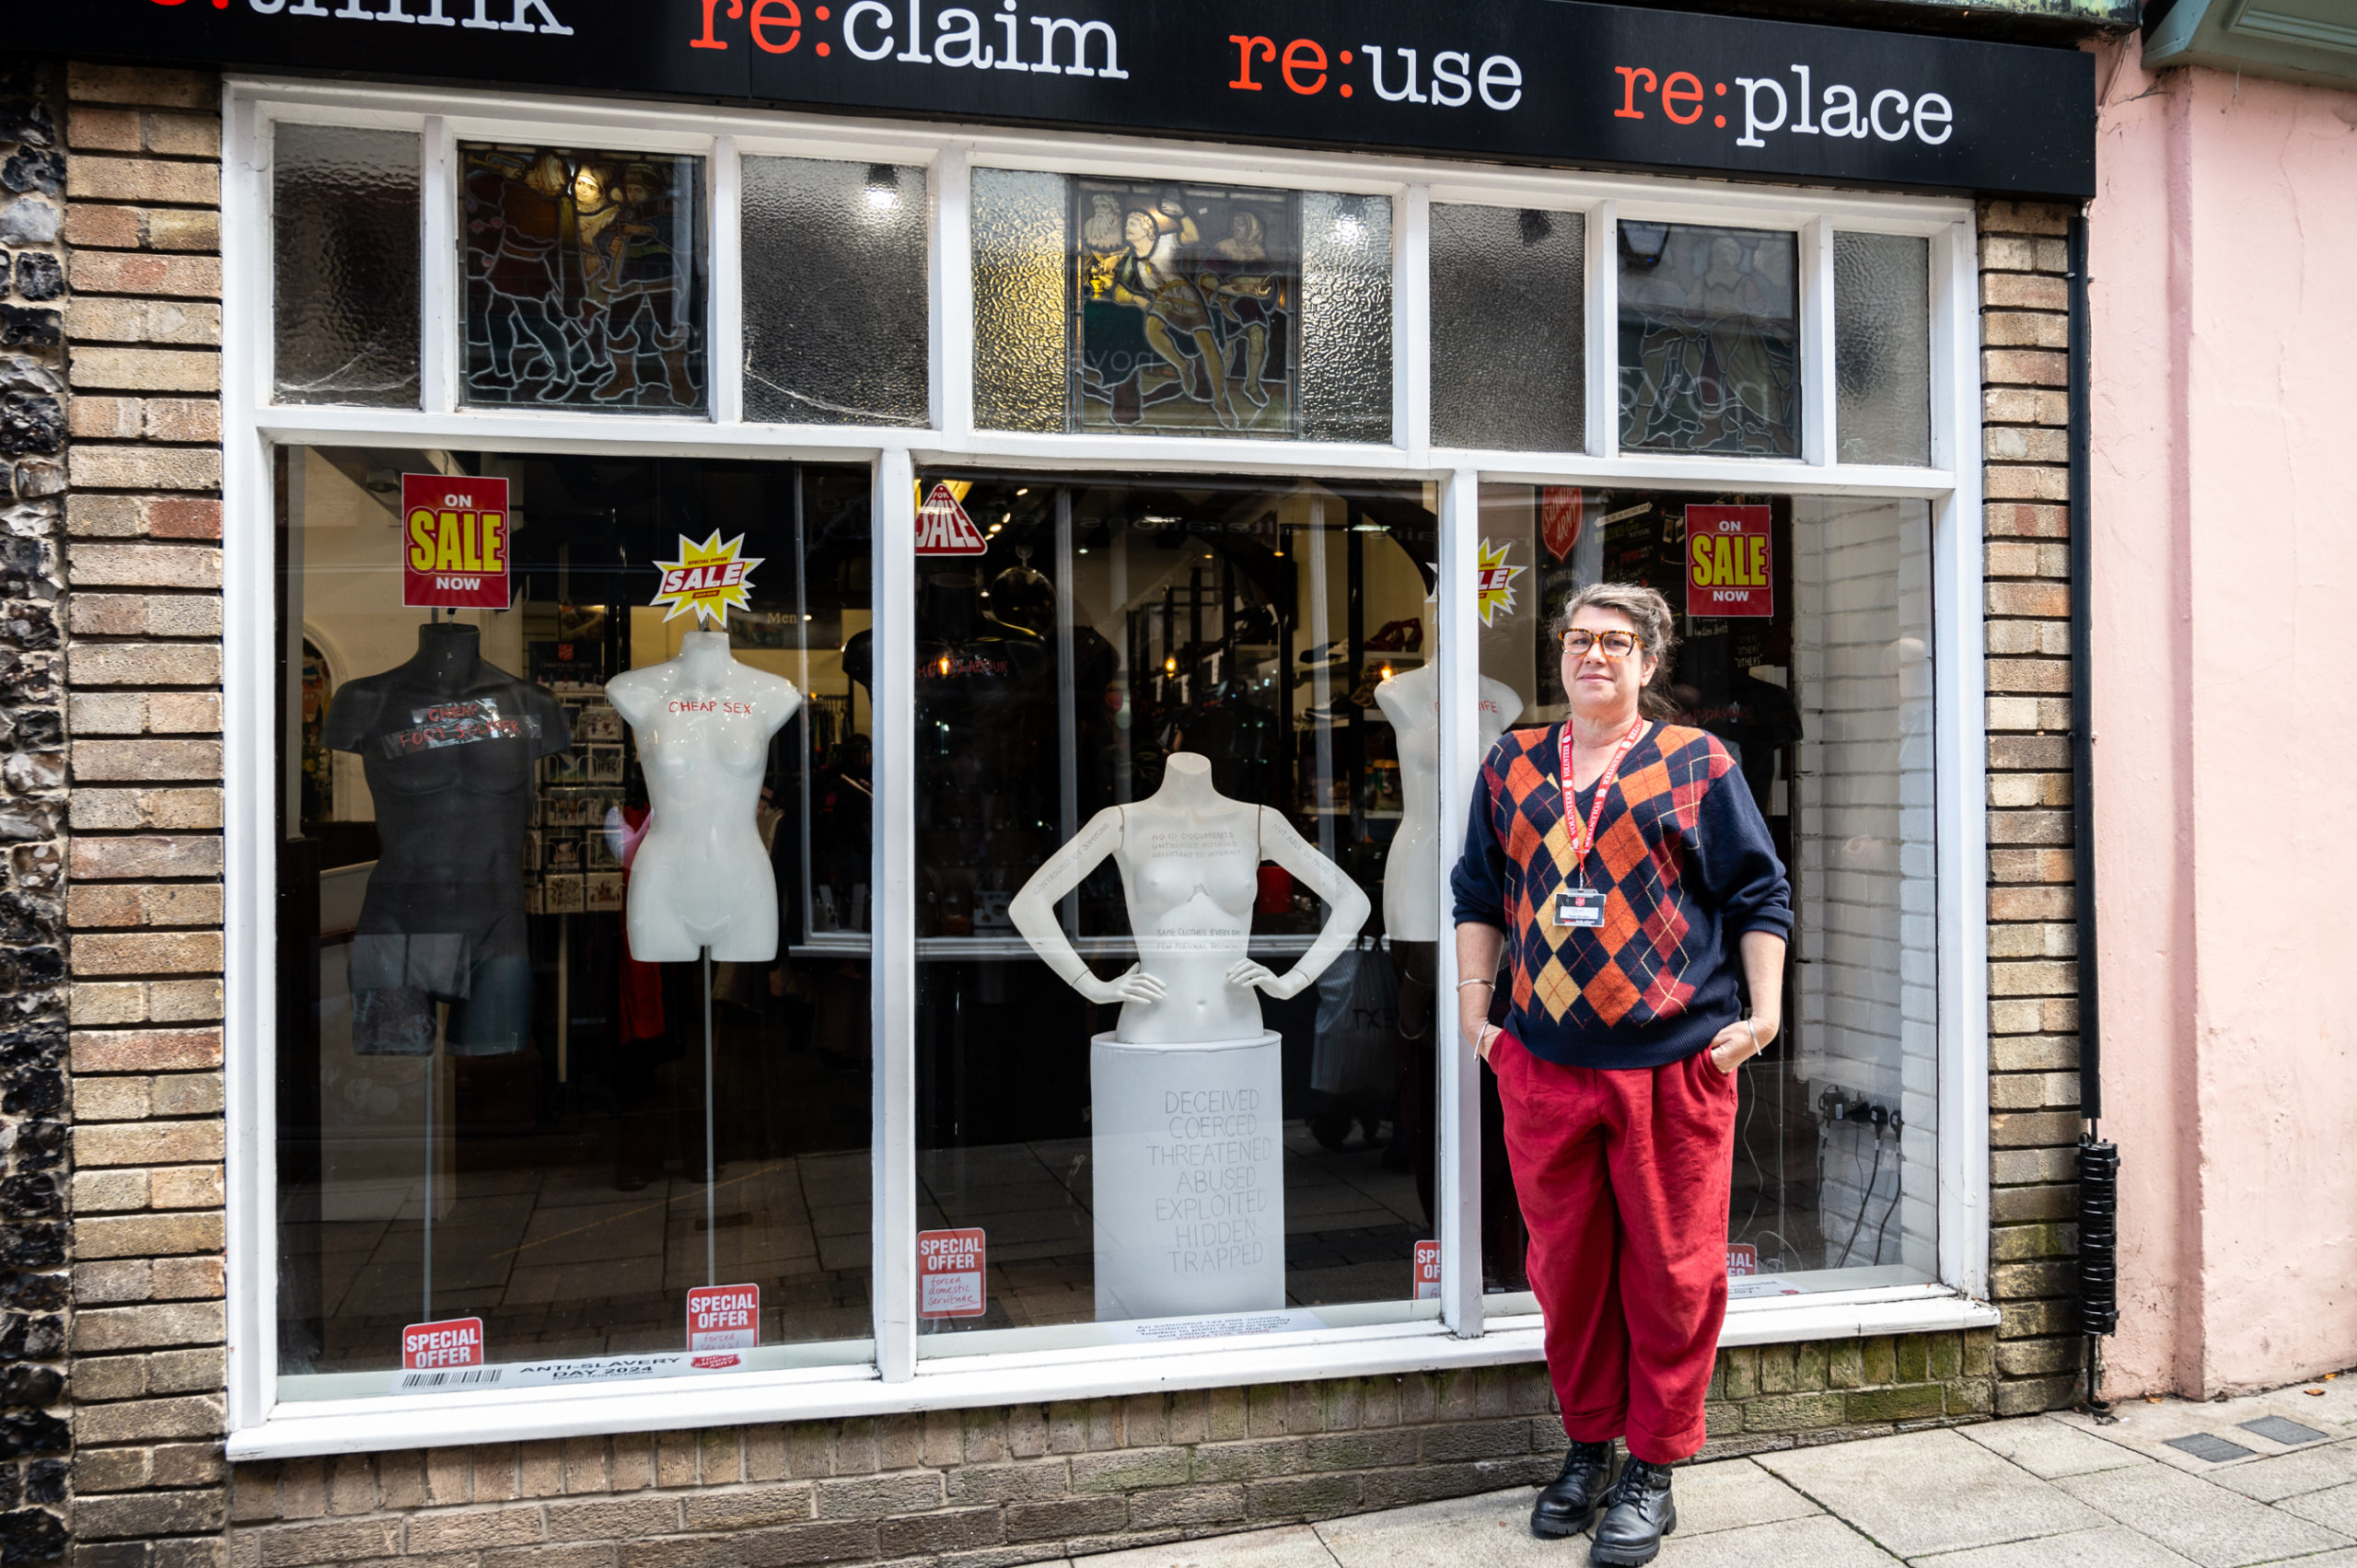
(1450, 723), (1792, 1070)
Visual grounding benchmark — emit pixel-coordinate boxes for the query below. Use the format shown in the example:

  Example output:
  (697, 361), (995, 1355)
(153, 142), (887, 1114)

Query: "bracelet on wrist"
(1456, 978), (1494, 991)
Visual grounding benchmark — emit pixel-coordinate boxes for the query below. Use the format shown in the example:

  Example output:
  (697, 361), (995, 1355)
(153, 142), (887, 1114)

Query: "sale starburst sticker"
(650, 532), (762, 627)
(1476, 539), (1526, 627)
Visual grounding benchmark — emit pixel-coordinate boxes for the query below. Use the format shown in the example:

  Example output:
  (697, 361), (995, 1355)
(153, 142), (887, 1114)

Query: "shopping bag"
(1310, 940), (1399, 1098)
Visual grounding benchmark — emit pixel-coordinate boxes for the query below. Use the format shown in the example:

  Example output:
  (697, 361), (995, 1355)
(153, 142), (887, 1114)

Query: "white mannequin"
(1008, 752), (1370, 1044)
(607, 631), (802, 962)
(1374, 610), (1524, 943)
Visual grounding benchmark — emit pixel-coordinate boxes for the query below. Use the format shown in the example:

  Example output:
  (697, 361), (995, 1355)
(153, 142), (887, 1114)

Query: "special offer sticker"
(1685, 505), (1773, 618)
(1727, 1243), (1760, 1277)
(1413, 1240), (1442, 1301)
(402, 473), (511, 610)
(401, 1317), (484, 1370)
(686, 1283), (761, 1353)
(918, 1228), (987, 1319)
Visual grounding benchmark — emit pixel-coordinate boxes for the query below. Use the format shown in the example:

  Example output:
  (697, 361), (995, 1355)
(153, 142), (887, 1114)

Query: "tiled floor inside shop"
(1065, 1376), (2357, 1568)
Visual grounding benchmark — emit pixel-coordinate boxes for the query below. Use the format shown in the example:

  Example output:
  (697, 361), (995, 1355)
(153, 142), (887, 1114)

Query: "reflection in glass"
(742, 157), (930, 427)
(1834, 233), (1933, 466)
(1619, 223), (1800, 457)
(273, 123), (421, 408)
(459, 145), (707, 413)
(1474, 486), (1934, 1300)
(275, 449), (872, 1398)
(911, 475), (1442, 1351)
(971, 172), (1392, 443)
(1431, 204), (1585, 452)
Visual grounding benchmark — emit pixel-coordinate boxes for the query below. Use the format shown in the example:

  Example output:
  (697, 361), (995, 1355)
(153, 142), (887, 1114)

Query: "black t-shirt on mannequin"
(325, 621), (571, 1055)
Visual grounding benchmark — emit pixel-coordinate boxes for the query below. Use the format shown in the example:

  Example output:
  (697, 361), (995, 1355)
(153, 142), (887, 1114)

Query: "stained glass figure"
(1618, 223), (1800, 458)
(460, 145), (707, 413)
(1074, 180), (1298, 437)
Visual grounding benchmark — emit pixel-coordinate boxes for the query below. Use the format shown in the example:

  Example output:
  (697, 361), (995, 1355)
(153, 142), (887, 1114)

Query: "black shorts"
(348, 912), (531, 1057)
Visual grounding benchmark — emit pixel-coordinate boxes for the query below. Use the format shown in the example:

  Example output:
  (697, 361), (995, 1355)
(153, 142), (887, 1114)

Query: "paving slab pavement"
(1060, 1376), (2357, 1568)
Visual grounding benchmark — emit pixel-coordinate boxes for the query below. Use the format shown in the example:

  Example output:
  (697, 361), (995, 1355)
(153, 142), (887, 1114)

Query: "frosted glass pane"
(1298, 192), (1394, 445)
(1835, 233), (1932, 467)
(1619, 223), (1799, 458)
(273, 124), (420, 408)
(742, 158), (928, 427)
(459, 145), (706, 413)
(1431, 205), (1584, 452)
(972, 168), (1069, 434)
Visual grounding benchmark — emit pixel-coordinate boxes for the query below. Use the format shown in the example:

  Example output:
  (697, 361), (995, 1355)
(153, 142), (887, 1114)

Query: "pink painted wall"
(2086, 34), (2357, 1397)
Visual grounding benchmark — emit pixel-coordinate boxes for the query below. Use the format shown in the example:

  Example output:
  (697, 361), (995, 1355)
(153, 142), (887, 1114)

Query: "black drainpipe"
(2066, 213), (2119, 1416)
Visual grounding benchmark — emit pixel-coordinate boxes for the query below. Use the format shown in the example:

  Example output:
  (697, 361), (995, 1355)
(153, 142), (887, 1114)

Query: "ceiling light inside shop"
(864, 164), (900, 211)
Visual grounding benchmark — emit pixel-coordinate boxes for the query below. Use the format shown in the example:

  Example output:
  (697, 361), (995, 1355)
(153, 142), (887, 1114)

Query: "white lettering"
(1029, 15), (1124, 77)
(248, 0), (288, 12)
(993, 0), (1027, 69)
(1915, 91), (1953, 145)
(286, 0), (330, 13)
(1735, 75), (1786, 148)
(1430, 49), (1471, 107)
(933, 7), (987, 66)
(1788, 64), (1817, 133)
(415, 0), (458, 20)
(843, 0), (894, 58)
(333, 0), (375, 18)
(1820, 82), (1864, 139)
(1870, 87), (1911, 142)
(897, 0), (931, 62)
(460, 0), (500, 26)
(1478, 53), (1523, 111)
(1364, 44), (1427, 104)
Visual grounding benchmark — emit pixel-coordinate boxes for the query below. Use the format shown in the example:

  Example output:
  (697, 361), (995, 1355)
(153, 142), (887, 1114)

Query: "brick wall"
(0, 52), (72, 1568)
(55, 59), (230, 1567)
(18, 55), (2085, 1564)
(1974, 198), (2087, 1417)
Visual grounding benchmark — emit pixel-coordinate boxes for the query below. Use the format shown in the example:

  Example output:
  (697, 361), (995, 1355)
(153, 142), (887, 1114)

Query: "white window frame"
(220, 76), (1994, 1460)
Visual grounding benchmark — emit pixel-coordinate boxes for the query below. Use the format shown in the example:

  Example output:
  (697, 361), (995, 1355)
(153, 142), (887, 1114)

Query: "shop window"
(907, 474), (1442, 1351)
(273, 123), (422, 409)
(742, 157), (931, 427)
(970, 172), (1393, 443)
(1834, 232), (1933, 466)
(274, 448), (872, 1398)
(1429, 204), (1585, 452)
(1618, 223), (1800, 458)
(1475, 486), (1934, 1298)
(459, 145), (708, 413)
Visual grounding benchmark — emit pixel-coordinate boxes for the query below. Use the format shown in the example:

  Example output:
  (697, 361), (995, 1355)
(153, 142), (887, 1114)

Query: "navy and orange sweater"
(1449, 722), (1793, 1071)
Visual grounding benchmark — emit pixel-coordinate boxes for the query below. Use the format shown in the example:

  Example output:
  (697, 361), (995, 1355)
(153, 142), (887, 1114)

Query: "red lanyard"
(1558, 717), (1650, 880)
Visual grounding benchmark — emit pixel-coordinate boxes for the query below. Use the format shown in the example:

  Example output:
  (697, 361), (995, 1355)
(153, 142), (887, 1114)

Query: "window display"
(911, 473), (1441, 1348)
(276, 449), (872, 1397)
(1476, 485), (1934, 1299)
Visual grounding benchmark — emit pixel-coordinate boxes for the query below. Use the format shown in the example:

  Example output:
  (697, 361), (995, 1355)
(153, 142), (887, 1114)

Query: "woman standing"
(1450, 583), (1791, 1566)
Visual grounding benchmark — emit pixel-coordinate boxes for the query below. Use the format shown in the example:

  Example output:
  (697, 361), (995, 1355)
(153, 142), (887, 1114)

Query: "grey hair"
(1554, 581), (1681, 719)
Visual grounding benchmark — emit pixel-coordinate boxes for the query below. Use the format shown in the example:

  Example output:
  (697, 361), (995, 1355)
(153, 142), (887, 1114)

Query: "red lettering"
(749, 0), (799, 51)
(1227, 34), (1274, 90)
(1662, 71), (1703, 124)
(692, 0), (743, 49)
(1280, 38), (1327, 95)
(1614, 65), (1655, 120)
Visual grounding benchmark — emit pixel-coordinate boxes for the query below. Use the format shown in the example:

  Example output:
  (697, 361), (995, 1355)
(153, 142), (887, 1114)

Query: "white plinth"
(1091, 1031), (1286, 1321)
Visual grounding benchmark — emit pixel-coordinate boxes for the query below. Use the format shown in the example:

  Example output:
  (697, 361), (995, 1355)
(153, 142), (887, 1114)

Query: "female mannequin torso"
(607, 631), (802, 962)
(1375, 662), (1524, 943)
(1009, 752), (1370, 1046)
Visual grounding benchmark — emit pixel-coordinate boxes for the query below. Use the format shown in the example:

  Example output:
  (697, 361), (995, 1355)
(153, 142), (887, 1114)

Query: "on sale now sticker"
(918, 1227), (987, 1319)
(686, 1283), (761, 1353)
(402, 474), (511, 610)
(401, 1317), (484, 1370)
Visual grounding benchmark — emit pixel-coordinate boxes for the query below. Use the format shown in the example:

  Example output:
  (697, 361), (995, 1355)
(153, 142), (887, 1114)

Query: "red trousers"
(1493, 1032), (1738, 1463)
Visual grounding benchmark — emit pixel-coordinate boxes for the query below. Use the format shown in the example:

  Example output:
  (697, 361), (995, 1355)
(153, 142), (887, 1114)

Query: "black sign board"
(23, 0), (2096, 198)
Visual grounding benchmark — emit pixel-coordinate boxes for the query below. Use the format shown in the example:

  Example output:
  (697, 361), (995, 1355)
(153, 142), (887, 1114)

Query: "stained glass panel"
(1618, 223), (1800, 458)
(459, 145), (707, 413)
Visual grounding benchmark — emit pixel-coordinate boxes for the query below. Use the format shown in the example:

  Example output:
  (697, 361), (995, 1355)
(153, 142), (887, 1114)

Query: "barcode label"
(395, 1367), (505, 1391)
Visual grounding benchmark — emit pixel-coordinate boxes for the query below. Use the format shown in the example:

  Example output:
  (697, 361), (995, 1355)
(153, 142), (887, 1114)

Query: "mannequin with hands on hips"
(1007, 751), (1370, 1043)
(607, 630), (802, 963)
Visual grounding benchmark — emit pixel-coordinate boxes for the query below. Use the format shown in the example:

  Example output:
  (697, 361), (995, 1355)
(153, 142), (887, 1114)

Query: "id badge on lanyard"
(1548, 718), (1646, 933)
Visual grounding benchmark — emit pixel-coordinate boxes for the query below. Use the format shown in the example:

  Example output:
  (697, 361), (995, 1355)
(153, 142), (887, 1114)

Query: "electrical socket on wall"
(1816, 1085), (1903, 1132)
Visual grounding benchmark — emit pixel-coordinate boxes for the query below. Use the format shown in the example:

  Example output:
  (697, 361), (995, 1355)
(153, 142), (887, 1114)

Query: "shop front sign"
(36, 0), (2094, 196)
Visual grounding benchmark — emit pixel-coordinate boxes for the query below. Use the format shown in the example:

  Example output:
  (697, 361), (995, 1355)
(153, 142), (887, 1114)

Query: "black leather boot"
(1529, 1439), (1617, 1539)
(1589, 1456), (1677, 1565)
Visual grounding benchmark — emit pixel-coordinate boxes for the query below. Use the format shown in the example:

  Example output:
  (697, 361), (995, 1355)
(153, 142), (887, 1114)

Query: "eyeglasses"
(1561, 629), (1643, 658)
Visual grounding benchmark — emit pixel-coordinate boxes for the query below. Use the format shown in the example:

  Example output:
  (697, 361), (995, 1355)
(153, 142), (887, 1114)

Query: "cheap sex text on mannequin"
(607, 630), (802, 962)
(1007, 751), (1370, 1043)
